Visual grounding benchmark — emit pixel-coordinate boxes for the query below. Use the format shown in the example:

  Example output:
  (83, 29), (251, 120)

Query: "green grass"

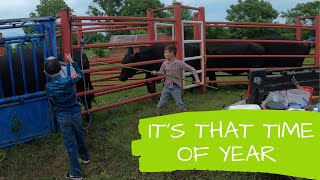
(0, 83), (289, 180)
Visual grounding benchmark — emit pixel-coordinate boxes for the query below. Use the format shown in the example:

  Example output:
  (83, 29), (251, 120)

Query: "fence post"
(295, 17), (302, 41)
(173, 3), (184, 95)
(198, 7), (206, 94)
(315, 15), (320, 66)
(147, 9), (155, 44)
(0, 33), (4, 56)
(173, 3), (183, 61)
(59, 8), (72, 62)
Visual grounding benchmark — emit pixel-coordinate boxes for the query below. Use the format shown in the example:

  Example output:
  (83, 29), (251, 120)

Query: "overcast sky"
(0, 0), (315, 37)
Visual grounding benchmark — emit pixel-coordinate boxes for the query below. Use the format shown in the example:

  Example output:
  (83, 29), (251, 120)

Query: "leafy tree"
(24, 0), (73, 37)
(81, 33), (110, 58)
(29, 0), (73, 17)
(226, 0), (279, 38)
(226, 0), (278, 22)
(86, 0), (168, 56)
(206, 27), (232, 39)
(87, 0), (167, 18)
(281, 1), (320, 25)
(280, 1), (320, 40)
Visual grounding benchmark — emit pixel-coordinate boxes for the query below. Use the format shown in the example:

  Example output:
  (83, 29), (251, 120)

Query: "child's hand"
(151, 70), (157, 75)
(65, 52), (74, 63)
(195, 79), (201, 85)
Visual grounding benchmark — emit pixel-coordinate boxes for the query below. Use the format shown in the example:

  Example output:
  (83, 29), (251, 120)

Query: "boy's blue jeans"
(156, 84), (184, 110)
(58, 111), (90, 177)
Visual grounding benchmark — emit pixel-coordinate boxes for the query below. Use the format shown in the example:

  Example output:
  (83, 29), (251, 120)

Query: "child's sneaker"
(78, 157), (90, 164)
(65, 172), (83, 180)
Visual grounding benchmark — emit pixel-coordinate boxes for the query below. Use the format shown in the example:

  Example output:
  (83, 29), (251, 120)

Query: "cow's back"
(256, 36), (309, 67)
(0, 48), (46, 98)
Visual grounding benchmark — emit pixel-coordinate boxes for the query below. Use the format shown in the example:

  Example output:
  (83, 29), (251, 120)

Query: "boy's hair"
(44, 57), (61, 75)
(164, 45), (177, 55)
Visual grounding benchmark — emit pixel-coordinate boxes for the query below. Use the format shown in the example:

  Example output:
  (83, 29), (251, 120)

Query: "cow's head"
(119, 47), (140, 81)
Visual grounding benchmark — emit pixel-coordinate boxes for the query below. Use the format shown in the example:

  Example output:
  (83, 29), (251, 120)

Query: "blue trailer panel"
(0, 95), (56, 148)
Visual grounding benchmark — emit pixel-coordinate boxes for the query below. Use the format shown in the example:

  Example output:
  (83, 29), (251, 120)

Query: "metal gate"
(0, 17), (57, 148)
(181, 20), (205, 89)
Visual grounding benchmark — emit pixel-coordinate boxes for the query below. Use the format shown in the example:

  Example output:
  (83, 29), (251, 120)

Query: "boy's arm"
(151, 62), (165, 76)
(65, 52), (83, 84)
(180, 61), (200, 81)
(70, 62), (83, 83)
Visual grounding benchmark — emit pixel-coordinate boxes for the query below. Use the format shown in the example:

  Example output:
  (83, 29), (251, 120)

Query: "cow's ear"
(127, 47), (134, 54)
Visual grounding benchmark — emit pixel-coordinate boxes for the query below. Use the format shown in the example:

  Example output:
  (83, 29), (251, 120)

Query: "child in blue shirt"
(45, 53), (90, 180)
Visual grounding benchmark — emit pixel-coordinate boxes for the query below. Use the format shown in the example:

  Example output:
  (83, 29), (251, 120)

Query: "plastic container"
(298, 86), (313, 105)
(287, 89), (310, 109)
(264, 101), (286, 110)
(227, 104), (261, 110)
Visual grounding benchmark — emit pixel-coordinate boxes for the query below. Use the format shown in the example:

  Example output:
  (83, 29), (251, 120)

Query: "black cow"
(0, 49), (94, 112)
(119, 36), (310, 92)
(255, 36), (309, 67)
(119, 43), (201, 93)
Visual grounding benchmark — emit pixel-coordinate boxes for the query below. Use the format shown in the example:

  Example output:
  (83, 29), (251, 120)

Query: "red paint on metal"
(206, 54), (315, 58)
(0, 33), (4, 56)
(315, 16), (320, 66)
(295, 17), (302, 41)
(152, 6), (173, 12)
(78, 76), (164, 96)
(206, 39), (313, 43)
(59, 8), (72, 62)
(199, 7), (206, 94)
(147, 9), (155, 46)
(72, 40), (176, 50)
(82, 92), (161, 115)
(73, 16), (174, 22)
(76, 20), (83, 46)
(181, 5), (200, 10)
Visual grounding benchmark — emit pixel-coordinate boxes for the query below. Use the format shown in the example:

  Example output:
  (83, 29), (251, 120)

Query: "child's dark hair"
(164, 45), (177, 55)
(44, 57), (61, 75)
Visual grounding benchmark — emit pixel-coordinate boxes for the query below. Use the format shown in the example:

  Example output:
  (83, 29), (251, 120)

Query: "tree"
(226, 0), (279, 38)
(29, 0), (73, 17)
(24, 0), (73, 34)
(280, 1), (320, 40)
(281, 1), (320, 25)
(87, 0), (167, 18)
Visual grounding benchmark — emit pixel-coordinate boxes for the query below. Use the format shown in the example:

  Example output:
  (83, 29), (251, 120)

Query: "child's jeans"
(58, 111), (90, 177)
(156, 83), (184, 110)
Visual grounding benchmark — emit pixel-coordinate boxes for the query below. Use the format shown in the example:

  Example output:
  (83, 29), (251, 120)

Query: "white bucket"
(227, 104), (261, 110)
(287, 89), (310, 109)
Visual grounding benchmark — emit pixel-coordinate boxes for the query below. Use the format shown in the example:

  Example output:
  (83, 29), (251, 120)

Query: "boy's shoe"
(78, 157), (90, 164)
(78, 156), (90, 164)
(65, 172), (83, 180)
(155, 108), (162, 116)
(178, 108), (186, 112)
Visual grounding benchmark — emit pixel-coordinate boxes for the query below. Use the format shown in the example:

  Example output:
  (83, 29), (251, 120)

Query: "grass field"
(0, 49), (316, 179)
